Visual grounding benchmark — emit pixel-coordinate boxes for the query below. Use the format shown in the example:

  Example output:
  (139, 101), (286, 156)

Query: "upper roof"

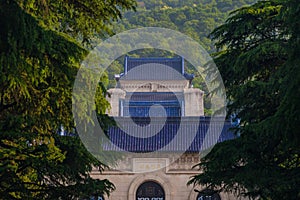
(119, 56), (192, 81)
(125, 56), (184, 74)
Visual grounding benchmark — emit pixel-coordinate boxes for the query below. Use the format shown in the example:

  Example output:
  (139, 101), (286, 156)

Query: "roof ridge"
(126, 56), (182, 61)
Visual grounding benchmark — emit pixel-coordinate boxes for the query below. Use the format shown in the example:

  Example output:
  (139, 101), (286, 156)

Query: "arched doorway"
(196, 189), (221, 200)
(136, 181), (165, 200)
(89, 195), (104, 200)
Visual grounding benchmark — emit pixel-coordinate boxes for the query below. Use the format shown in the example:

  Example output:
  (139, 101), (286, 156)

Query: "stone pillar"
(106, 88), (126, 116)
(183, 88), (204, 116)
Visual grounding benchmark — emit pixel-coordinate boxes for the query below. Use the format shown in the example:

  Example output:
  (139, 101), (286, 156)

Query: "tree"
(0, 0), (135, 199)
(188, 0), (300, 199)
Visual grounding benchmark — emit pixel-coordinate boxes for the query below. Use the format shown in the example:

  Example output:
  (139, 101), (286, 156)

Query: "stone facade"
(107, 82), (204, 117)
(91, 153), (244, 200)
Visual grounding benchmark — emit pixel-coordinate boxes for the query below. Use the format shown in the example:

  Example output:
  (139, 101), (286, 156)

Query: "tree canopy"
(188, 0), (300, 199)
(119, 0), (257, 52)
(0, 0), (135, 199)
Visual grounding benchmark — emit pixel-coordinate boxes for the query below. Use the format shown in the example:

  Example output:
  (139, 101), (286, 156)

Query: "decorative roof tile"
(103, 117), (235, 152)
(125, 56), (184, 74)
(126, 92), (183, 101)
(120, 56), (186, 80)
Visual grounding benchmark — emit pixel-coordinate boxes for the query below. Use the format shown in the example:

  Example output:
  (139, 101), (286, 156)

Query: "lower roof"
(103, 117), (235, 153)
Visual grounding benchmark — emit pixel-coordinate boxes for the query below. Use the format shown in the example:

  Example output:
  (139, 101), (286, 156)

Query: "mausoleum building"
(90, 56), (244, 200)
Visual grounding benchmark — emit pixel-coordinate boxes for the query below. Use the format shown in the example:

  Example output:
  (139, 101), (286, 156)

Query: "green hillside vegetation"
(104, 0), (257, 114)
(118, 0), (256, 52)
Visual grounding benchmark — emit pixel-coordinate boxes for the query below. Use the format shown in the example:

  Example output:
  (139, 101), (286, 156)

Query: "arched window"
(196, 189), (221, 200)
(136, 181), (165, 200)
(89, 195), (104, 200)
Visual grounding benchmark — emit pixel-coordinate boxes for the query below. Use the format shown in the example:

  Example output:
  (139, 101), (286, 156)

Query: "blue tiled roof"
(125, 56), (184, 74)
(123, 92), (183, 117)
(120, 56), (187, 80)
(123, 103), (182, 117)
(126, 92), (183, 101)
(103, 117), (235, 152)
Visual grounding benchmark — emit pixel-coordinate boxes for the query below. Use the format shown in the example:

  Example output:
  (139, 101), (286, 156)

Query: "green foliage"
(189, 1), (300, 199)
(106, 0), (257, 115)
(0, 0), (135, 199)
(17, 0), (136, 43)
(118, 0), (257, 52)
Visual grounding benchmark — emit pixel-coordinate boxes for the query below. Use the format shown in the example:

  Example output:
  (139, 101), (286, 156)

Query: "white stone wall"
(119, 80), (189, 93)
(91, 153), (248, 200)
(106, 81), (205, 117)
(183, 88), (204, 116)
(106, 88), (126, 116)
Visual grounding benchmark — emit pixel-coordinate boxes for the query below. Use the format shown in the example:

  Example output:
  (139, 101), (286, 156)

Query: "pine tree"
(189, 1), (300, 199)
(0, 0), (135, 199)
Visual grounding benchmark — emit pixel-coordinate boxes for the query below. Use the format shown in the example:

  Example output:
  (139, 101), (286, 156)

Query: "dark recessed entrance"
(196, 189), (221, 200)
(89, 195), (104, 200)
(136, 181), (165, 200)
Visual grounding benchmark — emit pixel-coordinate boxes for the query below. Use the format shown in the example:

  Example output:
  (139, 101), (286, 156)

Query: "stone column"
(106, 88), (126, 116)
(183, 88), (204, 116)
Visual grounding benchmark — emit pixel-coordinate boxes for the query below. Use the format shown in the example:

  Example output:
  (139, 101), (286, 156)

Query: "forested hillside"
(139, 0), (255, 10)
(106, 0), (257, 113)
(116, 0), (257, 52)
